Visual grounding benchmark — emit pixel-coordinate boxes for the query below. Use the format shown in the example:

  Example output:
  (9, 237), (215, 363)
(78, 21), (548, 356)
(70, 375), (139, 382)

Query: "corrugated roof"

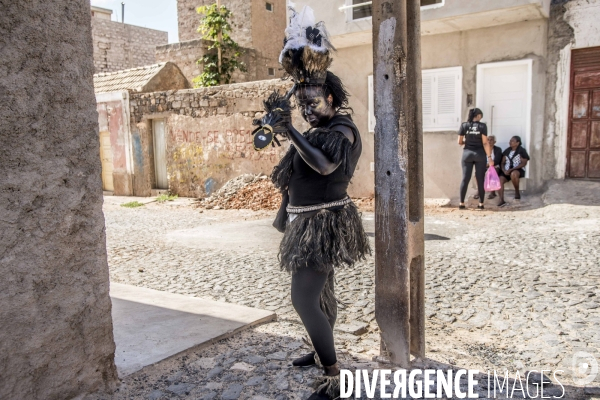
(93, 63), (167, 93)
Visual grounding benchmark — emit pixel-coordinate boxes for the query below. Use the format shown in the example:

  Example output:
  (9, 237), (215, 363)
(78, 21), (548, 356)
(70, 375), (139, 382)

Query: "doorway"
(152, 119), (168, 190)
(99, 131), (114, 191)
(476, 60), (532, 175)
(567, 46), (600, 179)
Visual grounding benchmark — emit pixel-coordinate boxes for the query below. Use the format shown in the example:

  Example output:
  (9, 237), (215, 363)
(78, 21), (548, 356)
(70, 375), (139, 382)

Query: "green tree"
(193, 2), (247, 87)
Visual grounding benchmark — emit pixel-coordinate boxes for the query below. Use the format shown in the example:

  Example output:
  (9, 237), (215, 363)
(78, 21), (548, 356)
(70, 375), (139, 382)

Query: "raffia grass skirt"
(278, 203), (371, 275)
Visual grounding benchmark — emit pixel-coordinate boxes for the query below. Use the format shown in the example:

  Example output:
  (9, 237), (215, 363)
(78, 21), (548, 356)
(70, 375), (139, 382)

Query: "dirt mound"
(200, 174), (281, 211)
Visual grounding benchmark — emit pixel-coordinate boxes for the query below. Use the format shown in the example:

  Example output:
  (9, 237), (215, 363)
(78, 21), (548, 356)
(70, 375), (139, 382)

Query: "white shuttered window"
(422, 66), (462, 131)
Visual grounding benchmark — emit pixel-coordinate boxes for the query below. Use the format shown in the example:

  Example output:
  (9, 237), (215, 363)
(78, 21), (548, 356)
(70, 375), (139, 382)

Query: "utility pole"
(372, 0), (425, 367)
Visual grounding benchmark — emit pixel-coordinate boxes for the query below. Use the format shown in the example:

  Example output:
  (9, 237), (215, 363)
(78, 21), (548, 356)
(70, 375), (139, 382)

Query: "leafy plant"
(120, 201), (145, 208)
(193, 3), (247, 87)
(156, 193), (178, 203)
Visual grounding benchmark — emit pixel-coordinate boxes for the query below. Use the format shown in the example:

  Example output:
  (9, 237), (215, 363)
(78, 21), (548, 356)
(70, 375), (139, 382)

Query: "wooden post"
(372, 0), (425, 367)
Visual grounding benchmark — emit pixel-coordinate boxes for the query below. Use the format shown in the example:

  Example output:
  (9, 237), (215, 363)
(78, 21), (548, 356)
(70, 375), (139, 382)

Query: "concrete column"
(372, 0), (425, 367)
(0, 2), (118, 398)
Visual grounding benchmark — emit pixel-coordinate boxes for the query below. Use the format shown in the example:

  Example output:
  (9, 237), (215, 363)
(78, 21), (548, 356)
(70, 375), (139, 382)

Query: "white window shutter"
(421, 74), (434, 129)
(421, 66), (462, 131)
(368, 75), (375, 133)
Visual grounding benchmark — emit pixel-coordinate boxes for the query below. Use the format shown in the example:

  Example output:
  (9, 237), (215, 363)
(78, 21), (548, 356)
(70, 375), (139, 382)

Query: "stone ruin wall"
(91, 17), (168, 73)
(175, 0), (286, 81)
(0, 1), (118, 398)
(155, 39), (258, 86)
(177, 0), (253, 46)
(129, 79), (310, 198)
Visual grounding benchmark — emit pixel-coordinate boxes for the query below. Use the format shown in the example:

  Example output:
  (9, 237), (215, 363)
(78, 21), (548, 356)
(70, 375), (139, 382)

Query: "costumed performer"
(269, 6), (371, 400)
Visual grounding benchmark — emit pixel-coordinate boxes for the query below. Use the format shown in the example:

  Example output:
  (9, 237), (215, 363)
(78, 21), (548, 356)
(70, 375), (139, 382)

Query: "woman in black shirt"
(457, 108), (494, 209)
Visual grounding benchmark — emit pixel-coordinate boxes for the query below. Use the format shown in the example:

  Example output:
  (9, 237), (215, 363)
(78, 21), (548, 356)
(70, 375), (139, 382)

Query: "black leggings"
(460, 149), (486, 203)
(291, 268), (337, 366)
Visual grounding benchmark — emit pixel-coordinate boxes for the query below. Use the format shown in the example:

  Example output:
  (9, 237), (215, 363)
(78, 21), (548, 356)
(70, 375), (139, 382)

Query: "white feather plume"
(279, 5), (334, 64)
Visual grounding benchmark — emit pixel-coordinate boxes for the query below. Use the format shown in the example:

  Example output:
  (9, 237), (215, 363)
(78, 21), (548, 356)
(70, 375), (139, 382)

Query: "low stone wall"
(129, 79), (308, 197)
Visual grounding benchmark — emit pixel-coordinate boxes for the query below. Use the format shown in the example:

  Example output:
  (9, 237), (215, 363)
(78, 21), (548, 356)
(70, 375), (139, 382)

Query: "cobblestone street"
(99, 184), (600, 400)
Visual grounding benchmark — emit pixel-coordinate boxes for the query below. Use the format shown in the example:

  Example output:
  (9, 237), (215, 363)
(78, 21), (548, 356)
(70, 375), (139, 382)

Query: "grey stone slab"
(222, 383), (244, 400)
(166, 383), (195, 396)
(147, 390), (165, 400)
(267, 351), (288, 361)
(335, 322), (369, 336)
(110, 283), (275, 376)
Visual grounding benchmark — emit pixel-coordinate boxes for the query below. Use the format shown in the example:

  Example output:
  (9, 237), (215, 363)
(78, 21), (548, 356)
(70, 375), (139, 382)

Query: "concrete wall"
(292, 0), (550, 47)
(423, 19), (549, 197)
(329, 44), (375, 198)
(250, 0), (287, 80)
(320, 19), (549, 199)
(155, 39), (259, 85)
(0, 1), (118, 399)
(129, 80), (311, 197)
(176, 0), (286, 80)
(91, 15), (168, 73)
(545, 0), (600, 180)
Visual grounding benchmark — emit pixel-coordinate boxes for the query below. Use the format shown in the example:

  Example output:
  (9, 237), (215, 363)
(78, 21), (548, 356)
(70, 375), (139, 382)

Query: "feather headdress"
(279, 5), (335, 84)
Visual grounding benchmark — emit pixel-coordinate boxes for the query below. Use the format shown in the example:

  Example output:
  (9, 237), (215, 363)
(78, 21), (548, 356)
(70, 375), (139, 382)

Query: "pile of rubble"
(200, 174), (375, 212)
(352, 196), (374, 212)
(200, 174), (281, 211)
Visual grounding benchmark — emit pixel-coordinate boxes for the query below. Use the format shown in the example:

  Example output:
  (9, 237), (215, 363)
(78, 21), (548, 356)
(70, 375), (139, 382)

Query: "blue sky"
(91, 0), (180, 43)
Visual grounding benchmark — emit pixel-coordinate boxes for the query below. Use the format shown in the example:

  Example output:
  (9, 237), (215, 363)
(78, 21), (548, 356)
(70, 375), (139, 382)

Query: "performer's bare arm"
(285, 123), (354, 176)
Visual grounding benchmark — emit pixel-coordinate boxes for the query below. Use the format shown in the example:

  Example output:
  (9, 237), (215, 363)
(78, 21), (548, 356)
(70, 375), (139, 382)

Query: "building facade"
(288, 0), (600, 199)
(90, 6), (168, 73)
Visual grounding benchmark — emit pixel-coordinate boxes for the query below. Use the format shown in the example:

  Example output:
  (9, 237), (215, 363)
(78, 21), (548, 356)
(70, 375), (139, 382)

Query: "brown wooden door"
(568, 47), (600, 179)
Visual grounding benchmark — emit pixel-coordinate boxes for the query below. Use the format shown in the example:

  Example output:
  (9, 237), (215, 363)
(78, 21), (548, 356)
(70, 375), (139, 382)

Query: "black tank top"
(288, 114), (362, 206)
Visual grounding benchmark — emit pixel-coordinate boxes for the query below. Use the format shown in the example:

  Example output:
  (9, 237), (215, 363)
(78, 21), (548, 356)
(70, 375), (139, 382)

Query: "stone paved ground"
(91, 185), (600, 400)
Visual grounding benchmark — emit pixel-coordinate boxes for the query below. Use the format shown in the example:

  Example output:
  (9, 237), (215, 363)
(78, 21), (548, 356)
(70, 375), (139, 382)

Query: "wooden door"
(152, 119), (168, 189)
(568, 47), (600, 179)
(99, 131), (114, 191)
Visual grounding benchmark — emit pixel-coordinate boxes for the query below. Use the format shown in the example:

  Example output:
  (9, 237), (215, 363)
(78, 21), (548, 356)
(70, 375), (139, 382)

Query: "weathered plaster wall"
(542, 2), (575, 181)
(129, 80), (311, 197)
(91, 15), (168, 73)
(155, 39), (258, 85)
(97, 91), (134, 195)
(0, 1), (118, 399)
(546, 0), (600, 179)
(328, 20), (548, 199)
(250, 0), (287, 80)
(329, 44), (375, 198)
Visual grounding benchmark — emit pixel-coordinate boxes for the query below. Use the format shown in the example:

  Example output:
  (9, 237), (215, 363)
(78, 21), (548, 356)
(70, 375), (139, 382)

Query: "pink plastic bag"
(484, 166), (502, 192)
